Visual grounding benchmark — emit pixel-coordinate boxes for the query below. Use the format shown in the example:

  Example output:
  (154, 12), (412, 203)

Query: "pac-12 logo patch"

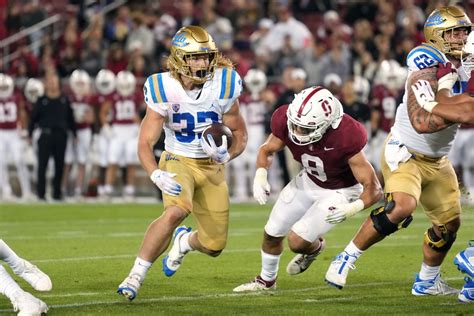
(171, 103), (180, 112)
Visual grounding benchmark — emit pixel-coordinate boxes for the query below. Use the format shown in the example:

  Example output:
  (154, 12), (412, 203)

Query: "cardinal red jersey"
(271, 105), (367, 189)
(370, 85), (398, 133)
(0, 91), (24, 130)
(68, 94), (95, 129)
(239, 92), (266, 126)
(109, 91), (142, 125)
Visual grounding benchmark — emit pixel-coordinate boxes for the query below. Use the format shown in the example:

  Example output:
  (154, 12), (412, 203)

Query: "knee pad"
(370, 194), (413, 236)
(424, 225), (456, 252)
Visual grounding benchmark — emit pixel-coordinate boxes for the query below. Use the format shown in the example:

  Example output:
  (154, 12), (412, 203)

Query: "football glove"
(411, 80), (438, 113)
(150, 169), (182, 196)
(200, 134), (230, 164)
(325, 199), (364, 224)
(253, 168), (271, 205)
(436, 62), (458, 91)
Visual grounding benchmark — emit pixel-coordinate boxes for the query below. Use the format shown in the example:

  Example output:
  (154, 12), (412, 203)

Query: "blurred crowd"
(0, 0), (473, 203)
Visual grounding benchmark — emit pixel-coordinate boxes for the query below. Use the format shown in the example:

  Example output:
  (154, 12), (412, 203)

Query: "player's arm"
(99, 100), (111, 127)
(137, 106), (164, 176)
(325, 151), (382, 224)
(432, 91), (474, 123)
(407, 69), (454, 133)
(256, 133), (285, 169)
(252, 133), (285, 205)
(348, 151), (383, 207)
(222, 99), (247, 160)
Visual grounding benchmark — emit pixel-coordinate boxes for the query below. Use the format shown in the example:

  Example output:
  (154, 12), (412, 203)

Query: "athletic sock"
(130, 257), (152, 283)
(343, 240), (364, 264)
(0, 265), (23, 299)
(0, 240), (23, 273)
(178, 232), (193, 253)
(260, 250), (281, 282)
(419, 262), (440, 280)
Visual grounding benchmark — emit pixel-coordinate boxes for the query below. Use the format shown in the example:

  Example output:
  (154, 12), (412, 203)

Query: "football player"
(117, 25), (247, 301)
(230, 69), (268, 202)
(101, 70), (142, 201)
(233, 86), (382, 292)
(0, 73), (33, 201)
(92, 69), (116, 198)
(63, 69), (95, 199)
(0, 239), (50, 315)
(325, 6), (473, 297)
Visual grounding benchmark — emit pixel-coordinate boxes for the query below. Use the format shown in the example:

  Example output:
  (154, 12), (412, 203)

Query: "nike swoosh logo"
(324, 147), (335, 151)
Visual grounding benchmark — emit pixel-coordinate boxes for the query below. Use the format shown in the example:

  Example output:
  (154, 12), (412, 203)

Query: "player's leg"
(11, 132), (33, 200)
(0, 240), (52, 291)
(123, 136), (139, 201)
(0, 265), (48, 315)
(105, 135), (123, 197)
(326, 146), (420, 289)
(412, 160), (461, 296)
(0, 134), (13, 201)
(234, 174), (313, 292)
(286, 185), (362, 276)
(118, 152), (194, 300)
(73, 129), (91, 198)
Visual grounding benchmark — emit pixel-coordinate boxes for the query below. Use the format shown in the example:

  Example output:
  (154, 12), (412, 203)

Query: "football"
(202, 123), (233, 148)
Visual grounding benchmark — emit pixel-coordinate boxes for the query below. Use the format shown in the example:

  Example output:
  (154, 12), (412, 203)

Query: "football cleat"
(454, 240), (474, 278)
(10, 291), (48, 316)
(324, 251), (356, 289)
(117, 274), (141, 301)
(411, 273), (458, 296)
(286, 238), (326, 275)
(162, 226), (192, 277)
(459, 277), (474, 303)
(16, 260), (52, 292)
(233, 275), (276, 293)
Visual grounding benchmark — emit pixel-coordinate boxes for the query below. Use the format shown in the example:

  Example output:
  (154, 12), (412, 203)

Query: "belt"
(409, 150), (445, 163)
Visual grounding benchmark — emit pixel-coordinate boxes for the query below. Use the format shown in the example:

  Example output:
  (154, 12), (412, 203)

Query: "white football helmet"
(116, 71), (136, 97)
(70, 69), (91, 97)
(287, 86), (343, 145)
(24, 78), (45, 103)
(95, 69), (116, 95)
(0, 73), (14, 99)
(244, 69), (267, 96)
(352, 76), (370, 104)
(461, 31), (474, 79)
(374, 60), (405, 91)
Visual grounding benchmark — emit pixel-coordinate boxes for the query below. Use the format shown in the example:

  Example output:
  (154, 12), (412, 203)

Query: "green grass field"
(0, 203), (472, 315)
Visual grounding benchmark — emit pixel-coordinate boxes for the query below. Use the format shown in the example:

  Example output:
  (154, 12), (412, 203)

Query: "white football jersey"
(144, 68), (242, 158)
(392, 43), (463, 157)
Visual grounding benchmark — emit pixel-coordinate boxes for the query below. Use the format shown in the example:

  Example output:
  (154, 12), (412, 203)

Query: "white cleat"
(117, 274), (141, 301)
(411, 273), (458, 296)
(233, 276), (276, 293)
(325, 251), (356, 289)
(162, 226), (192, 277)
(287, 238), (326, 275)
(10, 291), (48, 316)
(16, 260), (52, 292)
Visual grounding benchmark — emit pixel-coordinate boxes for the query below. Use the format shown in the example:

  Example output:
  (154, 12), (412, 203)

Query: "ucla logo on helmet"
(426, 12), (445, 27)
(172, 34), (189, 47)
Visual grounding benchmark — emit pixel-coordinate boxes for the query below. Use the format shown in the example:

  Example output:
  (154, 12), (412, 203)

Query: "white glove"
(437, 66), (458, 91)
(253, 168), (271, 205)
(325, 199), (364, 224)
(150, 169), (182, 196)
(200, 134), (230, 164)
(411, 80), (438, 113)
